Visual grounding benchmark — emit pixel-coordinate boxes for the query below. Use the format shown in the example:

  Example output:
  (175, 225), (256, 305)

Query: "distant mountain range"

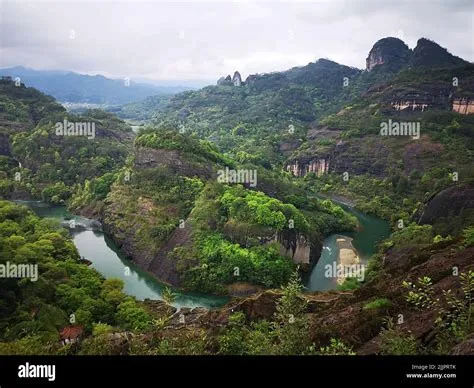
(114, 36), (473, 171)
(0, 66), (197, 105)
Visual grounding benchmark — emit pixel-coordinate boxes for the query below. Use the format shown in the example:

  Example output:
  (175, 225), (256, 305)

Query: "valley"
(19, 200), (228, 309)
(0, 32), (473, 357)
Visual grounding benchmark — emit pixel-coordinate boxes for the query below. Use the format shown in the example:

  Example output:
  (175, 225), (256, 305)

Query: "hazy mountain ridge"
(0, 66), (195, 105)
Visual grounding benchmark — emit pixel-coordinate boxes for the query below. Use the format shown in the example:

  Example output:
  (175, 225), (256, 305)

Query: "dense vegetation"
(0, 201), (151, 354)
(113, 59), (363, 168)
(135, 127), (233, 167)
(0, 78), (133, 204)
(88, 126), (357, 293)
(295, 63), (474, 228)
(0, 36), (473, 356)
(180, 184), (309, 292)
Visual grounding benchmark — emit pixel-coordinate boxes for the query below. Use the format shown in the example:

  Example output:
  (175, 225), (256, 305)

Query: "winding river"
(17, 201), (228, 309)
(305, 199), (391, 291)
(18, 197), (390, 305)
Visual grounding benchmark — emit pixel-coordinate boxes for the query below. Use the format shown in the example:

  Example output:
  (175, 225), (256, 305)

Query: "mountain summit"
(366, 37), (411, 72)
(411, 38), (468, 67)
(366, 37), (468, 72)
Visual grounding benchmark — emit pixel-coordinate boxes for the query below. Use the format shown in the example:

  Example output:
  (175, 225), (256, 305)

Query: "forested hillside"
(0, 35), (473, 357)
(0, 77), (134, 203)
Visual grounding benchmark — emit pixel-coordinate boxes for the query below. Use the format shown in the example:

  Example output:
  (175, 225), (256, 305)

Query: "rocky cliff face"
(146, 219), (193, 286)
(101, 190), (185, 287)
(232, 71), (242, 86)
(390, 92), (451, 112)
(385, 83), (463, 114)
(285, 127), (339, 176)
(134, 147), (213, 179)
(366, 37), (467, 72)
(418, 183), (474, 234)
(277, 228), (322, 272)
(286, 157), (330, 177)
(452, 98), (474, 114)
(286, 136), (392, 178)
(99, 146), (219, 287)
(366, 37), (410, 72)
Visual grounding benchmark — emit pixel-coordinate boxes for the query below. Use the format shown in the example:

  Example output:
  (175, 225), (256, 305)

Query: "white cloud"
(0, 0), (472, 82)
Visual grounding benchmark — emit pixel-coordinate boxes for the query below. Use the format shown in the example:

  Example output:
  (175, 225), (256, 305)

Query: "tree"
(161, 287), (177, 304)
(272, 271), (310, 354)
(218, 312), (247, 355)
(116, 298), (151, 331)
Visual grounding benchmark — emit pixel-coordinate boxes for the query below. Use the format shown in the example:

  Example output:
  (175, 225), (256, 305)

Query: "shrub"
(462, 226), (474, 247)
(316, 338), (356, 355)
(379, 319), (419, 355)
(92, 323), (114, 337)
(363, 298), (392, 310)
(337, 277), (361, 291)
(390, 224), (434, 249)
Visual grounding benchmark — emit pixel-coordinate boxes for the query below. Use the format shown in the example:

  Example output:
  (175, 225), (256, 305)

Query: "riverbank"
(18, 196), (390, 299)
(18, 201), (228, 309)
(68, 193), (388, 294)
(335, 235), (363, 284)
(336, 235), (359, 266)
(312, 192), (356, 208)
(305, 194), (391, 291)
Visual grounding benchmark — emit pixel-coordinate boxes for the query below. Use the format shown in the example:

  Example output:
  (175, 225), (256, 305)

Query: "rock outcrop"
(417, 183), (474, 233)
(383, 83), (454, 113)
(134, 147), (213, 179)
(286, 136), (392, 178)
(232, 71), (242, 86)
(366, 37), (467, 72)
(146, 219), (193, 287)
(286, 158), (330, 177)
(217, 72), (243, 86)
(101, 192), (184, 287)
(452, 98), (474, 114)
(391, 100), (429, 112)
(277, 228), (322, 272)
(245, 74), (258, 85)
(411, 38), (468, 68)
(366, 37), (410, 72)
(100, 146), (218, 287)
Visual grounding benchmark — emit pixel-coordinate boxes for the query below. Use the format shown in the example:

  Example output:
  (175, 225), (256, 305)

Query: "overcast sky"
(1, 0), (473, 85)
